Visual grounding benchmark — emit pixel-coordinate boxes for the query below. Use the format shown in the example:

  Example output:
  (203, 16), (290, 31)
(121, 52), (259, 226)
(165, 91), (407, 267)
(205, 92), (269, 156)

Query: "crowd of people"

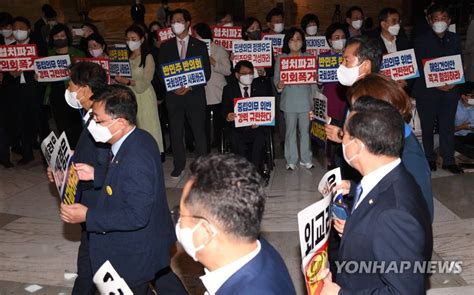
(0, 1), (472, 294)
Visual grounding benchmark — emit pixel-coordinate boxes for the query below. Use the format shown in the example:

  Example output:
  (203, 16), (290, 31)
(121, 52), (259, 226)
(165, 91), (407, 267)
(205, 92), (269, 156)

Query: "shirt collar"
(380, 33), (396, 44)
(238, 82), (251, 95)
(177, 34), (190, 43)
(200, 240), (261, 295)
(354, 158), (401, 210)
(111, 126), (136, 157)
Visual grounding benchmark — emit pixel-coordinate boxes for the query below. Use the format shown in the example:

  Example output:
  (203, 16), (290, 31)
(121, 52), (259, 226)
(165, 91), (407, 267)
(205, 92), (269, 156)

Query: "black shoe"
(442, 164), (464, 174)
(260, 170), (271, 186)
(17, 157), (33, 166)
(0, 160), (14, 168)
(428, 160), (437, 171)
(171, 169), (183, 178)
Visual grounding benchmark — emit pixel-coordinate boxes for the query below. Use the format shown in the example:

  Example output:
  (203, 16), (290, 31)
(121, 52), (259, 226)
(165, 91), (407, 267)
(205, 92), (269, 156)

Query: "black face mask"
(247, 30), (261, 40)
(53, 38), (68, 48)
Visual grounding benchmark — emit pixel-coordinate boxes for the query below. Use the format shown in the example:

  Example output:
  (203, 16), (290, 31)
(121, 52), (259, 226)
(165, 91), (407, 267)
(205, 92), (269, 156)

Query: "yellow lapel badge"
(106, 185), (113, 196)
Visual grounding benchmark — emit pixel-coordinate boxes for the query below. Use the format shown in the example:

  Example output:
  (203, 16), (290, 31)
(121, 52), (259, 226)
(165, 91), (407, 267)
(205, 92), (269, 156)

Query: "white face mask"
(13, 29), (28, 41)
(289, 40), (303, 52)
(331, 38), (346, 51)
(273, 23), (284, 33)
(306, 25), (318, 36)
(239, 74), (254, 86)
(87, 119), (117, 143)
(89, 48), (103, 58)
(175, 220), (212, 262)
(337, 63), (362, 86)
(172, 22), (186, 35)
(388, 24), (401, 36)
(127, 40), (141, 51)
(432, 21), (448, 33)
(342, 138), (363, 166)
(352, 20), (363, 30)
(64, 89), (82, 109)
(1, 29), (12, 38)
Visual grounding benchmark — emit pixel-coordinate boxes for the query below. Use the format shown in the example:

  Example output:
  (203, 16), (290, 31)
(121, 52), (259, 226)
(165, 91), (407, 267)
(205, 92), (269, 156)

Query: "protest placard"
(380, 49), (419, 81)
(211, 26), (242, 51)
(156, 27), (192, 42)
(232, 40), (272, 67)
(297, 167), (342, 295)
(262, 34), (285, 56)
(233, 96), (275, 128)
(306, 36), (331, 56)
(108, 44), (131, 77)
(93, 261), (133, 295)
(42, 132), (81, 204)
(279, 56), (317, 84)
(76, 57), (111, 84)
(423, 54), (464, 88)
(318, 54), (343, 83)
(310, 92), (328, 148)
(161, 56), (206, 91)
(34, 55), (71, 82)
(0, 44), (37, 72)
(201, 39), (212, 56)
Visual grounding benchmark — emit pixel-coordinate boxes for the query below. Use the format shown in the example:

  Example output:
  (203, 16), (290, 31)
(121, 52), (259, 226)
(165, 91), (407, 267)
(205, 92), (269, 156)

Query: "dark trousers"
(72, 231), (96, 295)
(205, 103), (223, 151)
(455, 134), (474, 159)
(166, 96), (207, 171)
(17, 85), (41, 160)
(230, 127), (265, 171)
(417, 92), (459, 165)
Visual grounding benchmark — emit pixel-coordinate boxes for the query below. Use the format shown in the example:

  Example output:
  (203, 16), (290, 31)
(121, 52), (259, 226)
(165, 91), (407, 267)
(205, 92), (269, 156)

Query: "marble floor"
(0, 149), (473, 295)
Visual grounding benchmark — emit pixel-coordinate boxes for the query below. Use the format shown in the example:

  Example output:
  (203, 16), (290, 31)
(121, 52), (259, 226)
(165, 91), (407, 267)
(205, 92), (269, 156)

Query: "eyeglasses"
(170, 206), (210, 226)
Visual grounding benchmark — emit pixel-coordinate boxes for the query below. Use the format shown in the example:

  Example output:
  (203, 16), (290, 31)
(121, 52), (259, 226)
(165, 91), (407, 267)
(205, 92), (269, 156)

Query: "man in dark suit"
(321, 97), (433, 294)
(176, 154), (295, 295)
(60, 85), (183, 294)
(370, 8), (411, 55)
(158, 8), (211, 178)
(222, 60), (273, 179)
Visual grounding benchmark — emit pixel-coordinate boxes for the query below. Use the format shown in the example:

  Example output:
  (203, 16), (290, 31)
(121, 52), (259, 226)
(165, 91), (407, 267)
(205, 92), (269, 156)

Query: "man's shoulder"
(122, 128), (160, 156)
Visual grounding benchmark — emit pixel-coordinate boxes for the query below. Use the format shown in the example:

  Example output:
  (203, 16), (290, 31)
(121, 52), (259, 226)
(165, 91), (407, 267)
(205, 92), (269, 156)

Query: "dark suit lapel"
(186, 36), (196, 59)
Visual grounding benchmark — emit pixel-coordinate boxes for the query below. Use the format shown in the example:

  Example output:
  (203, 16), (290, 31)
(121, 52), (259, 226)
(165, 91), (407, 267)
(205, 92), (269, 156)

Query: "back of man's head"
(348, 96), (404, 158)
(95, 84), (137, 125)
(346, 36), (382, 73)
(185, 154), (265, 242)
(70, 61), (107, 98)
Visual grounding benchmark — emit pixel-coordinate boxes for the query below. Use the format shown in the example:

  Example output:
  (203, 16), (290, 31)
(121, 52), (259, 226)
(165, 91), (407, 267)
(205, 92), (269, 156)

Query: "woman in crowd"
(274, 27), (317, 170)
(114, 25), (164, 155)
(78, 22), (98, 53)
(301, 13), (320, 37)
(193, 22), (231, 151)
(86, 33), (108, 58)
(45, 23), (85, 148)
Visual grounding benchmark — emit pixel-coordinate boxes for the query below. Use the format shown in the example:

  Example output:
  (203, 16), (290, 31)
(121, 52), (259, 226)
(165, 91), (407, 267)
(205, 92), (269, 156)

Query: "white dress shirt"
(381, 34), (397, 54)
(353, 158), (401, 211)
(200, 240), (261, 295)
(111, 126), (136, 158)
(238, 82), (251, 97)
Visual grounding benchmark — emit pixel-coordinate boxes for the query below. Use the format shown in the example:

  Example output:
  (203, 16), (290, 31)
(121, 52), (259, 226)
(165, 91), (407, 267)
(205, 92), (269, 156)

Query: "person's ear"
(447, 18), (452, 25)
(200, 221), (217, 244)
(235, 72), (240, 80)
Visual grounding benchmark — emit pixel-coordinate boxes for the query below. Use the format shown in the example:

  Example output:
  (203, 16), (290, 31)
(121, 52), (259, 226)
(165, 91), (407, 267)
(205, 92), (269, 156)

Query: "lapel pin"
(106, 185), (113, 196)
(369, 199), (374, 205)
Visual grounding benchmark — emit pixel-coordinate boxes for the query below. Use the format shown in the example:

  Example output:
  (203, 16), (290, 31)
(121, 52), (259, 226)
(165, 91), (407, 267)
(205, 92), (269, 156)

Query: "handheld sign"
(34, 55), (71, 82)
(423, 54), (464, 88)
(306, 36), (331, 56)
(318, 54), (343, 83)
(211, 26), (242, 51)
(297, 167), (342, 295)
(0, 44), (37, 72)
(262, 34), (285, 57)
(40, 132), (58, 166)
(161, 56), (206, 91)
(109, 44), (131, 77)
(380, 49), (419, 81)
(232, 40), (272, 67)
(310, 92), (329, 149)
(76, 58), (111, 84)
(93, 261), (133, 295)
(279, 56), (317, 84)
(233, 96), (275, 128)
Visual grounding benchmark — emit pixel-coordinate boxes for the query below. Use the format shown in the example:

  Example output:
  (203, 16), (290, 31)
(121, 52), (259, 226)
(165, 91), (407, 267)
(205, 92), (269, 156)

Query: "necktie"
(179, 40), (186, 60)
(244, 86), (249, 98)
(351, 183), (363, 213)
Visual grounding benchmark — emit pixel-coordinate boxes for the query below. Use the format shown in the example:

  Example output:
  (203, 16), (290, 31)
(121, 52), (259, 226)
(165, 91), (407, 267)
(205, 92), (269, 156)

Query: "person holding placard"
(412, 4), (464, 174)
(85, 33), (108, 58)
(274, 28), (316, 170)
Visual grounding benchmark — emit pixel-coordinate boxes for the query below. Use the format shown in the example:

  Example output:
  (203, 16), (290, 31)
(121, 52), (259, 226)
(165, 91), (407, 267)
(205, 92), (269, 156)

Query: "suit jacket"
(86, 128), (176, 287)
(368, 27), (412, 55)
(216, 239), (296, 295)
(158, 36), (211, 105)
(337, 163), (433, 295)
(222, 78), (273, 129)
(205, 42), (231, 105)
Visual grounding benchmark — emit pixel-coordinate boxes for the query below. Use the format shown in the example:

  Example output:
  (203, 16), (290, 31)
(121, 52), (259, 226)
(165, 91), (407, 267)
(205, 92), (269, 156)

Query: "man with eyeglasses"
(174, 154), (295, 295)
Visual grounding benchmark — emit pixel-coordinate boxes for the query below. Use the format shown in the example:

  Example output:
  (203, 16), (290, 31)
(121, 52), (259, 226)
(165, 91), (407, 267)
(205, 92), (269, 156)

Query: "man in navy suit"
(176, 154), (295, 295)
(158, 8), (211, 178)
(321, 96), (433, 294)
(60, 85), (183, 294)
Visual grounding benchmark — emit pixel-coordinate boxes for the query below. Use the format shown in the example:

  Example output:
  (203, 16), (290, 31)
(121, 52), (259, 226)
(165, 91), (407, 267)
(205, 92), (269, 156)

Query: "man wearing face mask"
(175, 153), (295, 295)
(158, 9), (211, 178)
(345, 6), (366, 37)
(320, 96), (432, 295)
(412, 4), (464, 174)
(222, 61), (272, 182)
(263, 7), (286, 35)
(60, 85), (185, 294)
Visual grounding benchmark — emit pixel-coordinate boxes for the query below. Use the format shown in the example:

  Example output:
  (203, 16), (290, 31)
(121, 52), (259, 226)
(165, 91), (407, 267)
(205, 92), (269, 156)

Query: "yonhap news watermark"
(335, 260), (463, 274)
